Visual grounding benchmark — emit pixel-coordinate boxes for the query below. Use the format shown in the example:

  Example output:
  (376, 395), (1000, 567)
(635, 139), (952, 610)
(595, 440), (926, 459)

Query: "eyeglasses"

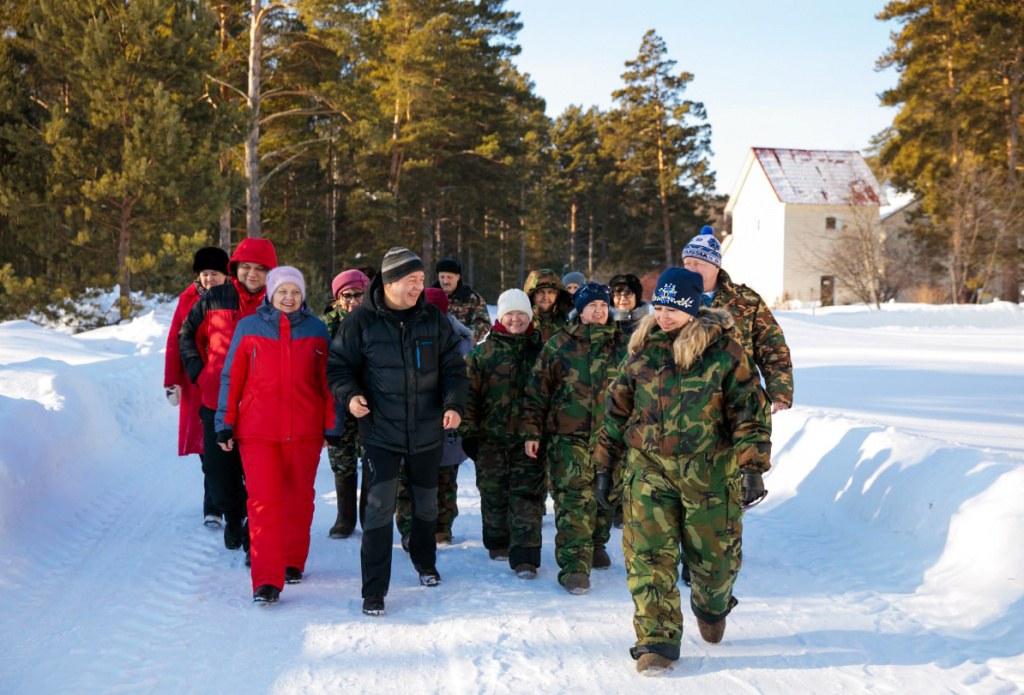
(340, 292), (364, 301)
(611, 288), (634, 297)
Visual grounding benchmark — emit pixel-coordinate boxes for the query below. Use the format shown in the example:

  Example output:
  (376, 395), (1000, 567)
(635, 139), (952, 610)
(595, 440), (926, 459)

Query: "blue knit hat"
(652, 267), (702, 317)
(573, 281), (611, 315)
(680, 226), (722, 268)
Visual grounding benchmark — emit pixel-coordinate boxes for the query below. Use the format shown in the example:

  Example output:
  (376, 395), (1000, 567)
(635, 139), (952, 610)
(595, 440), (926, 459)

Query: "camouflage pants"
(326, 415), (360, 477)
(623, 448), (743, 661)
(475, 442), (545, 567)
(396, 464), (459, 537)
(547, 434), (613, 584)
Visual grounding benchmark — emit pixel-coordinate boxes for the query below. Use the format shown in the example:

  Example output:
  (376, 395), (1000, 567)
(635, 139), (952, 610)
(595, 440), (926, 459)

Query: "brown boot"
(563, 573), (590, 595)
(592, 545), (611, 570)
(697, 616), (726, 644)
(329, 472), (357, 539)
(636, 652), (674, 676)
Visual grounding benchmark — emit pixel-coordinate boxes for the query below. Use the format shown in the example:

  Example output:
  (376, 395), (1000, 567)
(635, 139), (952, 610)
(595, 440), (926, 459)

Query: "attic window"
(825, 216), (838, 231)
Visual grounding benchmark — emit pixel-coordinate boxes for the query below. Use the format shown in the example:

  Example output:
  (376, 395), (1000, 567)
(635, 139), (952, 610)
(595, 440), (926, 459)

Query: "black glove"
(461, 436), (479, 461)
(741, 470), (767, 508)
(594, 470), (613, 510)
(216, 429), (233, 445)
(325, 435), (343, 448)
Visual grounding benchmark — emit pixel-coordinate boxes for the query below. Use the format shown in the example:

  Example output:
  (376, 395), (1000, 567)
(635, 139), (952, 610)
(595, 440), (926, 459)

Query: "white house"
(723, 147), (888, 306)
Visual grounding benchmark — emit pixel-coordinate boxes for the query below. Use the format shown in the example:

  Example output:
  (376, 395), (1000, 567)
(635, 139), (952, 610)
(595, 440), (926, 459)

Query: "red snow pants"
(240, 437), (322, 591)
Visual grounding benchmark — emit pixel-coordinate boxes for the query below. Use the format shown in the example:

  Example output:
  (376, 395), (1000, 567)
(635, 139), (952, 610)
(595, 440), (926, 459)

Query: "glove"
(325, 435), (343, 449)
(741, 470), (767, 508)
(461, 436), (480, 461)
(216, 429), (233, 446)
(594, 470), (613, 510)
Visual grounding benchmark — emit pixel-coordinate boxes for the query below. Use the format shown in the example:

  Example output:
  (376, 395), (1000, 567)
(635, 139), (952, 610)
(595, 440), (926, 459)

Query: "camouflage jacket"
(712, 269), (793, 406)
(461, 326), (544, 444)
(522, 320), (628, 445)
(436, 281), (491, 344)
(594, 310), (772, 474)
(524, 268), (573, 344)
(320, 301), (350, 340)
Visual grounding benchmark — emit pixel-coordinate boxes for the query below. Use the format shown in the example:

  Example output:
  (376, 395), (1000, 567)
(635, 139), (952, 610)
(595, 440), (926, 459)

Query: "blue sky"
(505, 0), (899, 194)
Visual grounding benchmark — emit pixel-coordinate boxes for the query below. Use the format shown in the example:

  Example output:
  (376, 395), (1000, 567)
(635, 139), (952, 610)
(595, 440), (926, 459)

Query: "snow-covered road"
(1, 301), (1022, 694)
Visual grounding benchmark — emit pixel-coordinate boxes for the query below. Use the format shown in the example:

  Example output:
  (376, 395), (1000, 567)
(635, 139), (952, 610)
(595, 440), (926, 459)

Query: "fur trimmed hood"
(628, 307), (735, 369)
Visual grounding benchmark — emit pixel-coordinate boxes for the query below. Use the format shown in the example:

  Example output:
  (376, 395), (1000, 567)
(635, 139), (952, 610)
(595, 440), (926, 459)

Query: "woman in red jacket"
(214, 266), (338, 604)
(163, 247), (230, 527)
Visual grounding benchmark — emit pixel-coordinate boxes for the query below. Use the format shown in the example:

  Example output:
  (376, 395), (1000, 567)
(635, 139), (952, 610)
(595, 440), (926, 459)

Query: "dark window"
(825, 216), (837, 230)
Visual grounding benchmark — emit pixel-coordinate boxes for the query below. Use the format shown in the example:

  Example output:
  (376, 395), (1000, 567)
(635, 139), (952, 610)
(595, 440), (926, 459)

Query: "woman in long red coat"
(215, 266), (337, 604)
(163, 247), (230, 527)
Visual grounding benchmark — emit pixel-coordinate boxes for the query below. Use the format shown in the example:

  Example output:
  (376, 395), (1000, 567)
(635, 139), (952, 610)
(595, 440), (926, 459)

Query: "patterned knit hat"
(266, 266), (306, 301)
(381, 247), (424, 284)
(652, 267), (702, 317)
(680, 226), (722, 268)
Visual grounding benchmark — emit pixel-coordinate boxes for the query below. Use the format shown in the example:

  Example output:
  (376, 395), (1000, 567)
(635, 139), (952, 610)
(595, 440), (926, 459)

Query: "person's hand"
(594, 470), (613, 510)
(443, 410), (461, 430)
(217, 429), (234, 452)
(349, 395), (370, 418)
(325, 435), (343, 448)
(525, 440), (539, 459)
(461, 436), (479, 460)
(165, 385), (181, 406)
(772, 401), (790, 414)
(741, 470), (767, 508)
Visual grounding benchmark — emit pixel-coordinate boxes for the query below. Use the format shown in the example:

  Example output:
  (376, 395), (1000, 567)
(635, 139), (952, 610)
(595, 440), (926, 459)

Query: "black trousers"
(199, 406), (248, 522)
(361, 444), (442, 598)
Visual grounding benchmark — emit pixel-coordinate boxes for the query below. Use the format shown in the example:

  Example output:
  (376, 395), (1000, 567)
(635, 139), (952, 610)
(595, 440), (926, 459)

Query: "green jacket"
(523, 320), (628, 446)
(320, 301), (350, 340)
(594, 309), (772, 474)
(712, 269), (793, 406)
(461, 327), (543, 444)
(524, 268), (573, 344)
(434, 280), (491, 344)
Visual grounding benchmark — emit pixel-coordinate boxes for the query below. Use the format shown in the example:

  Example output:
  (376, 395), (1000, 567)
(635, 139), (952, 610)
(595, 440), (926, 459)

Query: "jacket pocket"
(414, 337), (437, 374)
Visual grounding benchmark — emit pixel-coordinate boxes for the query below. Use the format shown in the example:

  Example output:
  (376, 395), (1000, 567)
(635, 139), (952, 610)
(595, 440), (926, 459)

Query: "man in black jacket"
(327, 247), (468, 617)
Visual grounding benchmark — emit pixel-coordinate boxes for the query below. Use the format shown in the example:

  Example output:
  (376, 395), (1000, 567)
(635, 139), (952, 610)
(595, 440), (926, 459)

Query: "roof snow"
(751, 148), (888, 206)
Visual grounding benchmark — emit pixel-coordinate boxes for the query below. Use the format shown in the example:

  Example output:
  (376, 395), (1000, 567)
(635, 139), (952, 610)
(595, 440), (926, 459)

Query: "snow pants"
(361, 444), (442, 598)
(547, 434), (613, 585)
(475, 442), (545, 569)
(199, 405), (247, 523)
(623, 448), (742, 662)
(239, 437), (322, 592)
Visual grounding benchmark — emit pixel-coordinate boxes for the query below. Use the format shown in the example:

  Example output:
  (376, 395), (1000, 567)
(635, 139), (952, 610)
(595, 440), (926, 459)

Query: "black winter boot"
(329, 471), (358, 539)
(253, 585), (280, 604)
(224, 514), (244, 550)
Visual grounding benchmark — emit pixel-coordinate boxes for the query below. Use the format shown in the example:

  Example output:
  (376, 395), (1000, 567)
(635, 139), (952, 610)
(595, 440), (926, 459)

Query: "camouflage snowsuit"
(523, 269), (573, 344)
(462, 326), (545, 568)
(524, 320), (628, 585)
(712, 269), (793, 407)
(594, 309), (771, 662)
(321, 303), (360, 476)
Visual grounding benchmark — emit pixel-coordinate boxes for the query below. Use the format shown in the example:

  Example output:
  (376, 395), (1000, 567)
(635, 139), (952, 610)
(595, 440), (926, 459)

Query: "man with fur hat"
(593, 267), (771, 676)
(321, 268), (371, 540)
(523, 268), (574, 344)
(327, 247), (468, 617)
(179, 237), (278, 556)
(681, 226), (793, 413)
(433, 257), (491, 343)
(461, 288), (546, 578)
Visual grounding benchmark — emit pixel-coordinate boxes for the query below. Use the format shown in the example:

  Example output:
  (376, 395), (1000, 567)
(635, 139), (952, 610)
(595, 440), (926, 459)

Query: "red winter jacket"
(215, 303), (336, 442)
(178, 238), (278, 409)
(164, 282), (207, 456)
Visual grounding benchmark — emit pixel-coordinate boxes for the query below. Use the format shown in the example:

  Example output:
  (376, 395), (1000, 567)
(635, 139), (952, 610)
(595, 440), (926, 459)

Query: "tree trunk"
(587, 213), (594, 276)
(656, 123), (672, 266)
(219, 205), (232, 251)
(118, 201), (132, 321)
(245, 0), (263, 238)
(569, 199), (577, 267)
(421, 207), (433, 273)
(325, 134), (336, 284)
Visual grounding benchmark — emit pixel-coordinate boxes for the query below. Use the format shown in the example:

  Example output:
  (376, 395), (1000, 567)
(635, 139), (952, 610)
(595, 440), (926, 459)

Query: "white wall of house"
(722, 162), (786, 306)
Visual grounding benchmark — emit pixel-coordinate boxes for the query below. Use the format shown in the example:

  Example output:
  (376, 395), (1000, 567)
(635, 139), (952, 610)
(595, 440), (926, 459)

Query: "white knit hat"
(496, 288), (533, 321)
(266, 266), (306, 300)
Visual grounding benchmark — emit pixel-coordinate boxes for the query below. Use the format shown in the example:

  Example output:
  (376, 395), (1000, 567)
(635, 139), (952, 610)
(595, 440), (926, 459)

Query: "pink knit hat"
(332, 269), (370, 299)
(266, 266), (305, 301)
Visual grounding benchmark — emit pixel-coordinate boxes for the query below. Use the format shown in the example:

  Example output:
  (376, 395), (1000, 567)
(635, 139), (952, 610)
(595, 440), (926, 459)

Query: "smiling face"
(198, 270), (228, 291)
(271, 282), (303, 313)
(612, 285), (636, 311)
(500, 310), (531, 334)
(337, 288), (364, 311)
(654, 304), (691, 332)
(236, 262), (270, 294)
(579, 300), (608, 325)
(384, 271), (425, 310)
(532, 287), (558, 313)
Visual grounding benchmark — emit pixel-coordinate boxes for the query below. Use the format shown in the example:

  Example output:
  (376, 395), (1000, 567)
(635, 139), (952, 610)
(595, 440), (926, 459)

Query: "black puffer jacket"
(327, 273), (469, 454)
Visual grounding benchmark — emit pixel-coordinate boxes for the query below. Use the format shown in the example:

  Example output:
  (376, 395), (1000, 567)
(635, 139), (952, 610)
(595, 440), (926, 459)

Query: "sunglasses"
(340, 291), (364, 301)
